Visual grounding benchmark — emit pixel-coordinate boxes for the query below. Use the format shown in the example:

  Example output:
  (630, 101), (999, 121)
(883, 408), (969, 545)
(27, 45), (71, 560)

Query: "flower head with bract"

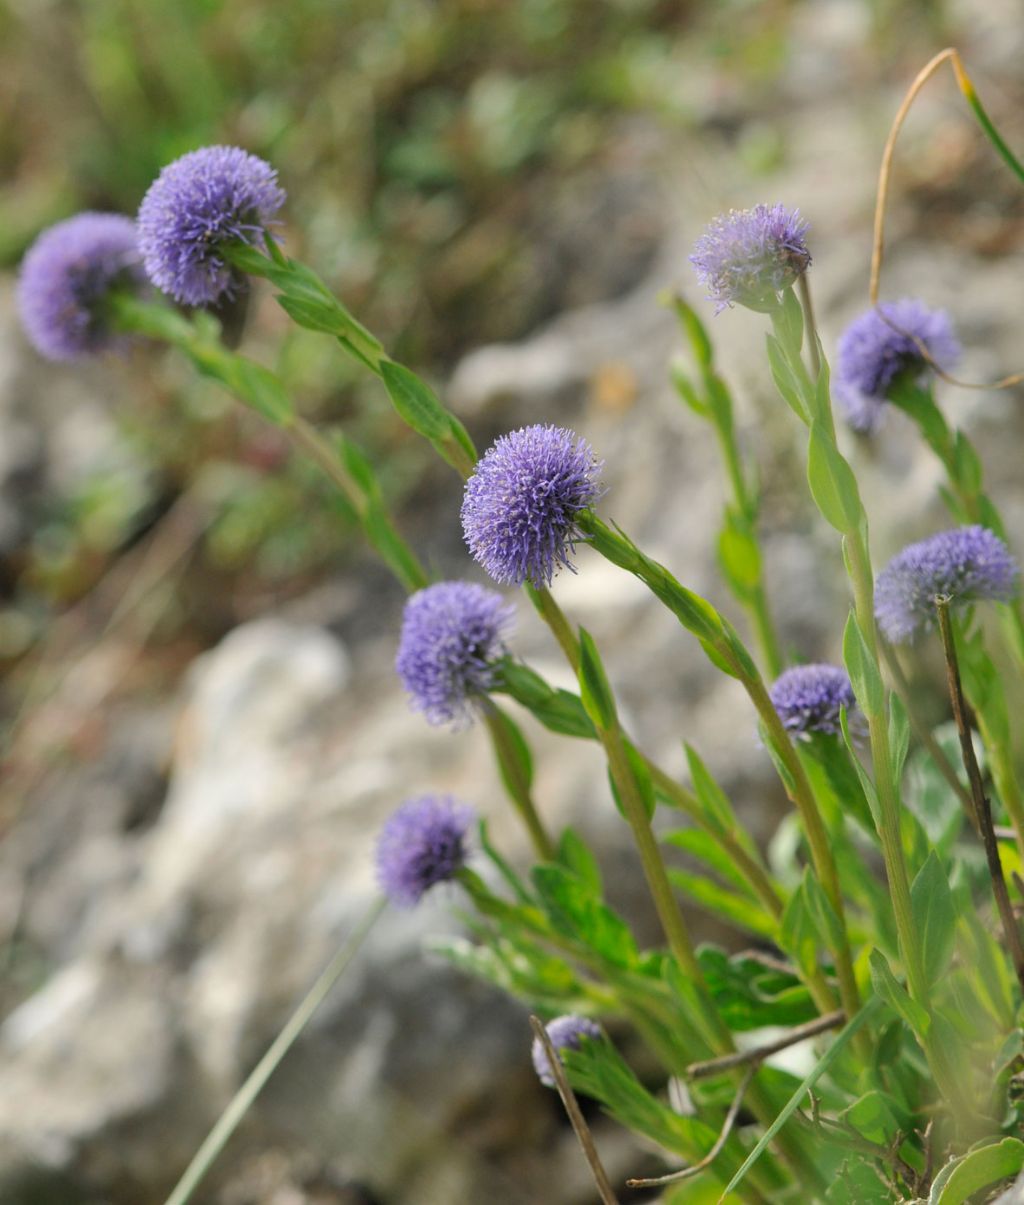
(770, 664), (855, 737)
(835, 299), (960, 433)
(461, 425), (603, 587)
(531, 1015), (603, 1087)
(875, 526), (1017, 643)
(396, 581), (513, 728)
(18, 213), (143, 361)
(138, 146), (285, 306)
(690, 204), (810, 312)
(376, 795), (475, 908)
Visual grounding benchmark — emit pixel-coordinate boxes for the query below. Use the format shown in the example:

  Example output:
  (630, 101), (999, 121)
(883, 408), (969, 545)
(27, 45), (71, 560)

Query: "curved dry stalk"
(870, 47), (1024, 391)
(626, 1064), (757, 1189)
(529, 1016), (619, 1205)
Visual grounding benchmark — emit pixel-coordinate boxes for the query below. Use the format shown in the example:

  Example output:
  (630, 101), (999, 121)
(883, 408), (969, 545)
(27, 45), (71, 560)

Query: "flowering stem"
(579, 512), (859, 1024)
(163, 898), (386, 1205)
(669, 296), (784, 678)
(935, 599), (1024, 993)
(743, 674), (861, 1023)
(480, 701), (555, 861)
(796, 274), (821, 382)
(844, 532), (966, 1111)
(525, 583), (581, 671)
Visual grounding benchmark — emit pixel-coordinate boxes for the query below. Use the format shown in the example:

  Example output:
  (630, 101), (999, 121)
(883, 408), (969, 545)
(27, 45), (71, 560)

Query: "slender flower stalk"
(578, 511), (859, 1024)
(760, 288), (965, 1109)
(163, 898), (386, 1205)
(935, 600), (1024, 994)
(669, 296), (783, 678)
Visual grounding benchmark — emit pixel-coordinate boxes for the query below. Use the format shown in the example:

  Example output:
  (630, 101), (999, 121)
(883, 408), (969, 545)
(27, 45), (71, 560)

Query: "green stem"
(164, 899), (386, 1205)
(481, 701), (555, 860)
(526, 583), (581, 670)
(844, 535), (965, 1110)
(744, 674), (861, 1025)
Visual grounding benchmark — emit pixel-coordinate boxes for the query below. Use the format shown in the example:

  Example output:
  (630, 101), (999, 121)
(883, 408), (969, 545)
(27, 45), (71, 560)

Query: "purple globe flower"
(396, 581), (513, 729)
(138, 146), (285, 306)
(876, 526), (1017, 643)
(376, 795), (475, 907)
(835, 299), (960, 433)
(461, 425), (603, 587)
(690, 204), (811, 313)
(770, 664), (855, 737)
(531, 1015), (603, 1087)
(17, 213), (142, 361)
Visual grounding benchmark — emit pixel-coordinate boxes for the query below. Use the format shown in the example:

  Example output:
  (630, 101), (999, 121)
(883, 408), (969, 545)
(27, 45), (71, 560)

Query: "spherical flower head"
(17, 213), (142, 361)
(531, 1015), (603, 1087)
(396, 581), (514, 729)
(376, 795), (475, 907)
(770, 664), (855, 737)
(835, 299), (960, 433)
(690, 204), (811, 313)
(876, 526), (1018, 644)
(461, 425), (603, 588)
(137, 145), (285, 305)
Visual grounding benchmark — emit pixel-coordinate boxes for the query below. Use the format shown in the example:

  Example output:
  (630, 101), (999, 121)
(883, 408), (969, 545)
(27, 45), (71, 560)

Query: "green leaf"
(670, 364), (707, 416)
(663, 828), (755, 895)
(668, 869), (777, 938)
(494, 662), (596, 740)
(928, 1138), (1024, 1204)
(718, 514), (762, 597)
(697, 946), (815, 1030)
(953, 431), (984, 498)
(840, 1088), (906, 1146)
(684, 745), (737, 836)
(801, 870), (845, 956)
(531, 865), (638, 967)
(911, 852), (957, 986)
(779, 880), (821, 981)
(807, 418), (862, 534)
(888, 691), (911, 786)
(488, 705), (535, 798)
(843, 610), (884, 720)
(719, 999), (884, 1198)
(869, 948), (930, 1038)
(766, 333), (808, 422)
(577, 627), (617, 730)
(276, 293), (351, 336)
(227, 358), (294, 425)
(379, 360), (453, 443)
(557, 828), (602, 895)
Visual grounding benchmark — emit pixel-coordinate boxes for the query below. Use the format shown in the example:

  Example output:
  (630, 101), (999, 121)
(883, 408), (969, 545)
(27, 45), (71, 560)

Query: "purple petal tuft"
(138, 145), (285, 305)
(875, 526), (1017, 643)
(18, 213), (142, 361)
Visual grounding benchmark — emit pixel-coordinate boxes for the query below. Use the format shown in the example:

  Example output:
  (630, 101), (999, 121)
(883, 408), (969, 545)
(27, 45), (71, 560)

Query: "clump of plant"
(19, 47), (1024, 1205)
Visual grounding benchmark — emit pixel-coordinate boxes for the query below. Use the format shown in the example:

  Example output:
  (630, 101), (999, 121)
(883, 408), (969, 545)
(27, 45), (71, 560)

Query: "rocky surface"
(3, 8), (1024, 1203)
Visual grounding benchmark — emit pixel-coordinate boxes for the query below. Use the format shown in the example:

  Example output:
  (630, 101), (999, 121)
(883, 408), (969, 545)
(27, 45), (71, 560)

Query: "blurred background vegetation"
(0, 0), (957, 730)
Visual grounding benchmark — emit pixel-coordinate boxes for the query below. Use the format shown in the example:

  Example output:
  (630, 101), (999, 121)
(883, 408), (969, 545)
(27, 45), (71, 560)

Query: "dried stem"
(870, 47), (1024, 390)
(686, 1011), (845, 1081)
(528, 1016), (620, 1205)
(878, 638), (977, 829)
(935, 598), (1024, 994)
(626, 1063), (757, 1189)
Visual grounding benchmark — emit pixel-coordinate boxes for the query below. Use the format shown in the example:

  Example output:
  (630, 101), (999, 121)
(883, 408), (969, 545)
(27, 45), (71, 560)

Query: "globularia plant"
(19, 49), (1024, 1205)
